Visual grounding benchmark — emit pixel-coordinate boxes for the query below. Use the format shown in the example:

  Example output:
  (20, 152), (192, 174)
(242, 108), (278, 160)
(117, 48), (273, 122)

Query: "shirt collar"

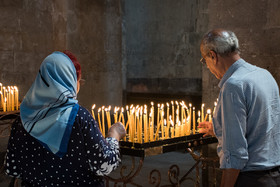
(218, 58), (246, 88)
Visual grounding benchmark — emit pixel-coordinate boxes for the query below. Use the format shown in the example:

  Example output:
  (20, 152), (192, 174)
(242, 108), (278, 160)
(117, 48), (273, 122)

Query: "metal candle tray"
(119, 133), (217, 157)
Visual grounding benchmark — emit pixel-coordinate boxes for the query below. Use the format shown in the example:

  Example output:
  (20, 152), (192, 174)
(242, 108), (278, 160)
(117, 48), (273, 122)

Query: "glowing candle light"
(97, 108), (103, 135)
(143, 107), (147, 142)
(114, 107), (118, 123)
(151, 102), (154, 141)
(14, 86), (19, 110)
(189, 104), (192, 134)
(125, 105), (130, 130)
(166, 103), (170, 138)
(11, 89), (14, 111)
(192, 107), (196, 134)
(102, 106), (105, 135)
(0, 91), (3, 110)
(91, 104), (96, 120)
(201, 103), (205, 123)
(161, 104), (164, 139)
(170, 119), (174, 138)
(197, 111), (201, 123)
(213, 101), (217, 115)
(207, 109), (212, 122)
(171, 101), (175, 126)
(157, 104), (160, 131)
(107, 106), (112, 129)
(3, 97), (7, 112)
(149, 111), (153, 141)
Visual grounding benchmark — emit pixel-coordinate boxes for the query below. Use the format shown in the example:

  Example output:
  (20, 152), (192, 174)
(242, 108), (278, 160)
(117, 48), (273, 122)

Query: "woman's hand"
(197, 121), (215, 137)
(107, 122), (126, 141)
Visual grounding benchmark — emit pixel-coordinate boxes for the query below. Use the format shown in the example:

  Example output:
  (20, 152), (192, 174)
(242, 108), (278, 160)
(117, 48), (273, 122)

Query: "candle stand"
(105, 133), (218, 187)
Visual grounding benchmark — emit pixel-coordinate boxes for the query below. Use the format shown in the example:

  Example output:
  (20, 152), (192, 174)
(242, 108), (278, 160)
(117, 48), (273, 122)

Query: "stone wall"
(122, 0), (209, 108)
(0, 0), (123, 111)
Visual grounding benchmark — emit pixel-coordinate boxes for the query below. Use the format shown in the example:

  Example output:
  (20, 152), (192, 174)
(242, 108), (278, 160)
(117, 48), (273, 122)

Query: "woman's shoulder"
(75, 105), (96, 128)
(77, 105), (92, 116)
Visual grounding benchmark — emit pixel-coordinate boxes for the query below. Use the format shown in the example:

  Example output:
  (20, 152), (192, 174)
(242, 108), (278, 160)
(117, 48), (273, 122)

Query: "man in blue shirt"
(198, 29), (280, 187)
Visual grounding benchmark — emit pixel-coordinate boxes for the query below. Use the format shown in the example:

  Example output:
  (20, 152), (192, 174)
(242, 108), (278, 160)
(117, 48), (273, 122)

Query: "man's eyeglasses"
(200, 57), (206, 65)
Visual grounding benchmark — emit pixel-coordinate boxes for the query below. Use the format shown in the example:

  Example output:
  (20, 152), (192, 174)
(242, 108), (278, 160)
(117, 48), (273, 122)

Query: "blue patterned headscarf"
(20, 51), (80, 157)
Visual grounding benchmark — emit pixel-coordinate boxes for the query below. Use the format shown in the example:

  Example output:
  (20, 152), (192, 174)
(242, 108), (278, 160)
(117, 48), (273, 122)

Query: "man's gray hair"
(201, 29), (240, 56)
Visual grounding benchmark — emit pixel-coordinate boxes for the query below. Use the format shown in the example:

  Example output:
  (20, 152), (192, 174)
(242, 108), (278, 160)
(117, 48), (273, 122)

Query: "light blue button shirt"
(213, 58), (280, 171)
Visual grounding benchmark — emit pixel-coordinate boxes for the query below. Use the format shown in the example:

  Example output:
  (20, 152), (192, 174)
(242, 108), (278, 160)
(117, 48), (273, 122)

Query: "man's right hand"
(198, 121), (215, 137)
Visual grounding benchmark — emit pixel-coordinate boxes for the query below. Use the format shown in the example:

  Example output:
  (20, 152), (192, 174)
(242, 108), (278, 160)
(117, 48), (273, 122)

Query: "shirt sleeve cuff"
(105, 137), (120, 149)
(219, 150), (248, 170)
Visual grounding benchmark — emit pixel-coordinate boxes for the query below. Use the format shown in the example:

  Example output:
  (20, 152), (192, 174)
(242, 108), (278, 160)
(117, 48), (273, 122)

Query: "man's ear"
(209, 50), (218, 64)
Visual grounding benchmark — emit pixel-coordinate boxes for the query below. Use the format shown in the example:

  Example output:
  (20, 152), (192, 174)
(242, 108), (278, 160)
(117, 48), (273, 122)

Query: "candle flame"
(175, 101), (178, 105)
(144, 107), (147, 114)
(102, 106), (105, 110)
(207, 109), (211, 114)
(171, 101), (174, 105)
(214, 101), (217, 106)
(121, 107), (124, 112)
(166, 102), (169, 107)
(202, 103), (205, 107)
(151, 102), (154, 106)
(92, 104), (96, 110)
(189, 103), (192, 107)
(198, 111), (201, 116)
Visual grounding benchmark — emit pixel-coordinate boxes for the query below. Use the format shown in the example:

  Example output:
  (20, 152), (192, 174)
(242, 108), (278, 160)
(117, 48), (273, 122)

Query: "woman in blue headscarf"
(4, 51), (126, 186)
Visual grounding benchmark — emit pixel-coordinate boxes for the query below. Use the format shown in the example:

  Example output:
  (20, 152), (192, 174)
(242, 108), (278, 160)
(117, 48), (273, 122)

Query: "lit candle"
(14, 86), (19, 110)
(197, 111), (201, 123)
(11, 89), (14, 111)
(176, 109), (180, 136)
(91, 104), (96, 120)
(144, 107), (147, 142)
(189, 104), (192, 134)
(0, 83), (2, 95)
(180, 102), (184, 135)
(192, 107), (196, 134)
(97, 108), (103, 135)
(213, 101), (217, 115)
(0, 91), (3, 110)
(106, 106), (112, 129)
(151, 102), (154, 141)
(3, 97), (7, 112)
(101, 106), (105, 135)
(170, 119), (174, 138)
(149, 111), (153, 141)
(171, 101), (175, 125)
(207, 109), (212, 122)
(201, 103), (205, 124)
(161, 104), (164, 139)
(114, 107), (118, 123)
